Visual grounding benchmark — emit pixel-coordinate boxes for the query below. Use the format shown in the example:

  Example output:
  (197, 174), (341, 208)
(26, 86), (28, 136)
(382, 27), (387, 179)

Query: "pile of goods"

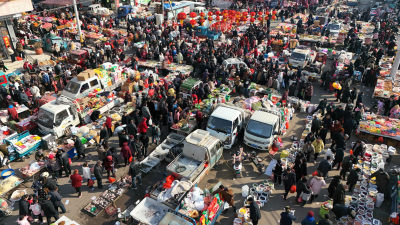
(19, 161), (46, 178)
(0, 176), (23, 196)
(359, 113), (400, 138)
(83, 179), (127, 216)
(178, 188), (224, 224)
(8, 134), (41, 155)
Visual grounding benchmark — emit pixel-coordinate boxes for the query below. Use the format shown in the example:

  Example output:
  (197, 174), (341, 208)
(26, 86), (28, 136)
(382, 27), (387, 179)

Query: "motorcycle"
(248, 151), (265, 174)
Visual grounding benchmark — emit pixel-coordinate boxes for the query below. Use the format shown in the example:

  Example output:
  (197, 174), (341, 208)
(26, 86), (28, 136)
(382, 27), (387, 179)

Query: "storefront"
(0, 20), (11, 59)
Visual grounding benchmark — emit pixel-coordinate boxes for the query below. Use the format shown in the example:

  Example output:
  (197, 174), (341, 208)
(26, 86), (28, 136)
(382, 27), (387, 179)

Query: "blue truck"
(117, 5), (133, 19)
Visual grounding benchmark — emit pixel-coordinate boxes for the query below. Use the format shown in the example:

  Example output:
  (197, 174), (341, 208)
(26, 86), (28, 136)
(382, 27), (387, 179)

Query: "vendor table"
(0, 175), (23, 197)
(53, 215), (80, 225)
(170, 119), (197, 136)
(82, 179), (126, 217)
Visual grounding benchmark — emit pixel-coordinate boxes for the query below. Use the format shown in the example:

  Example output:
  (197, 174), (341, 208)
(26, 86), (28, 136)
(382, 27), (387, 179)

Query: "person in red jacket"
(121, 142), (132, 166)
(104, 155), (115, 178)
(70, 169), (83, 198)
(105, 116), (113, 136)
(138, 117), (148, 134)
(8, 105), (18, 121)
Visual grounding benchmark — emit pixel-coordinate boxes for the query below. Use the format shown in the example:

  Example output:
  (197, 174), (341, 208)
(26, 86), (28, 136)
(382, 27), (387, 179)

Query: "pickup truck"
(61, 68), (126, 100)
(207, 103), (251, 149)
(244, 109), (282, 151)
(37, 95), (122, 138)
(166, 129), (223, 183)
(289, 48), (316, 69)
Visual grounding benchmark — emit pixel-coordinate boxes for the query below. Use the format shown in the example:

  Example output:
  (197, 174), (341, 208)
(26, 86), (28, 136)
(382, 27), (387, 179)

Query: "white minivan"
(244, 109), (281, 150)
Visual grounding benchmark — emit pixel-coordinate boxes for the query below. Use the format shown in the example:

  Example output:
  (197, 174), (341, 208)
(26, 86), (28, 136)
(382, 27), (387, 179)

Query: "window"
(64, 81), (80, 94)
(233, 118), (239, 130)
(55, 110), (69, 126)
(246, 120), (273, 139)
(80, 83), (89, 93)
(89, 79), (99, 87)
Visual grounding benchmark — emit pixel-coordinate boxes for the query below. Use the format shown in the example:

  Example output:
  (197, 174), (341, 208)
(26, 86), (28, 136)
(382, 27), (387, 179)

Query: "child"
(29, 197), (43, 224)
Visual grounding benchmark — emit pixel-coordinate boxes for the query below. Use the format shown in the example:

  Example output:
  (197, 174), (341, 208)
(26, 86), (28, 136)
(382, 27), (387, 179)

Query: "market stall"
(83, 177), (127, 216)
(53, 215), (81, 225)
(358, 113), (400, 142)
(0, 175), (23, 197)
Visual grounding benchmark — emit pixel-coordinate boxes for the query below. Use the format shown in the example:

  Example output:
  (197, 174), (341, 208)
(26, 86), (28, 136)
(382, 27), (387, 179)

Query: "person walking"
(40, 195), (59, 225)
(128, 160), (142, 189)
(273, 159), (283, 185)
(332, 183), (346, 205)
(317, 156), (332, 178)
(104, 155), (116, 178)
(70, 169), (83, 198)
(18, 195), (30, 217)
(347, 168), (360, 192)
(56, 149), (71, 177)
(332, 147), (344, 170)
(328, 176), (341, 198)
(340, 155), (354, 180)
(280, 206), (296, 225)
(74, 135), (86, 159)
(151, 123), (161, 145)
(49, 189), (66, 214)
(283, 168), (296, 200)
(301, 211), (317, 225)
(302, 142), (315, 162)
(309, 173), (326, 203)
(312, 137), (324, 163)
(246, 197), (261, 225)
(121, 142), (132, 166)
(93, 161), (103, 189)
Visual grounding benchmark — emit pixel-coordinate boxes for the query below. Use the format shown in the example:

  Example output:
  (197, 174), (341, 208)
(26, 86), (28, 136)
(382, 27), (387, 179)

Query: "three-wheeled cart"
(4, 131), (42, 162)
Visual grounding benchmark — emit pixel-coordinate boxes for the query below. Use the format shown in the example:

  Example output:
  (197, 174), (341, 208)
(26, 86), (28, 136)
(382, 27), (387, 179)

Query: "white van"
(61, 76), (102, 100)
(289, 48), (315, 68)
(244, 109), (281, 150)
(222, 58), (249, 70)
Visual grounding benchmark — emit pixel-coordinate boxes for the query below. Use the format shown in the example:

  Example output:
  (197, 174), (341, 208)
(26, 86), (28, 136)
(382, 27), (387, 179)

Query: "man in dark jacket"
(41, 195), (59, 224)
(313, 98), (328, 115)
(283, 168), (296, 200)
(317, 156), (332, 178)
(18, 195), (29, 216)
(371, 168), (390, 195)
(340, 155), (354, 180)
(280, 206), (296, 225)
(74, 135), (85, 159)
(246, 197), (261, 225)
(99, 125), (109, 144)
(311, 115), (321, 134)
(56, 149), (71, 177)
(49, 189), (66, 214)
(93, 161), (103, 189)
(332, 148), (345, 170)
(347, 167), (360, 192)
(129, 160), (142, 189)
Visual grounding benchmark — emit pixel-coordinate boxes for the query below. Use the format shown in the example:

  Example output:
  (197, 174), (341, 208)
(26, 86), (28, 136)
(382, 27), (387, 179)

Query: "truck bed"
(166, 156), (204, 181)
(130, 197), (170, 225)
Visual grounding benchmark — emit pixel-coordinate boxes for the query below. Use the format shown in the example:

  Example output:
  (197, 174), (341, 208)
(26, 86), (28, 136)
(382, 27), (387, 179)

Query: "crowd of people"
(0, 0), (397, 224)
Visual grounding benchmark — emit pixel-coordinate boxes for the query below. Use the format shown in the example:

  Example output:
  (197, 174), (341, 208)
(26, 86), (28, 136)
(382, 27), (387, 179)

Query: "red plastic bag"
(129, 156), (133, 163)
(108, 177), (116, 183)
(290, 185), (296, 193)
(88, 179), (94, 187)
(68, 158), (72, 165)
(297, 196), (303, 203)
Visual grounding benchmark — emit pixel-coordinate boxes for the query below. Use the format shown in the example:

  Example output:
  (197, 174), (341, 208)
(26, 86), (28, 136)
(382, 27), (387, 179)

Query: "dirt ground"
(0, 82), (396, 225)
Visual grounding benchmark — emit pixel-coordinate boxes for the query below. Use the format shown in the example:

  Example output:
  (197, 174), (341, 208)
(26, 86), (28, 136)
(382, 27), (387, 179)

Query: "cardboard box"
(84, 69), (96, 78)
(77, 72), (89, 81)
(121, 82), (135, 93)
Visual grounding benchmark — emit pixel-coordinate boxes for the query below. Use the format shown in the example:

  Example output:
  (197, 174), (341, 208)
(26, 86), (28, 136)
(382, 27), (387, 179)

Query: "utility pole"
(390, 38), (400, 79)
(72, 0), (83, 43)
(161, 0), (164, 16)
